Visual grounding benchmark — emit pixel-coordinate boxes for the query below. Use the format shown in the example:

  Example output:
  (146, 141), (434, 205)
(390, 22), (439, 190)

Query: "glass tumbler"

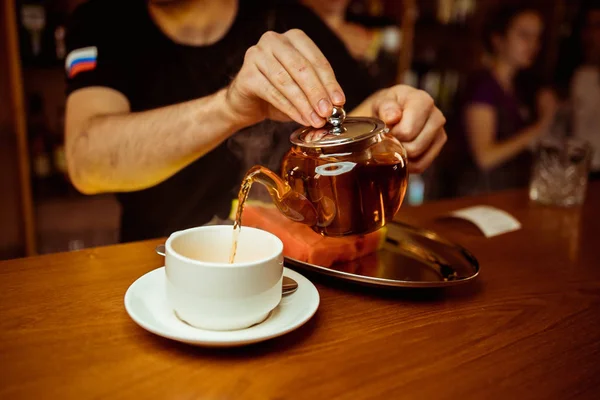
(529, 138), (592, 207)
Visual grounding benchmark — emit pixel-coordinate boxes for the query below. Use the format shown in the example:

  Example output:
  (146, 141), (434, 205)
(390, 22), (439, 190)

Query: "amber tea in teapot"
(230, 107), (408, 263)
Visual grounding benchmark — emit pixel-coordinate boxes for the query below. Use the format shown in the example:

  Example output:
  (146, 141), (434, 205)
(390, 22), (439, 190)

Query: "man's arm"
(66, 30), (346, 194)
(67, 29), (449, 195)
(66, 87), (243, 194)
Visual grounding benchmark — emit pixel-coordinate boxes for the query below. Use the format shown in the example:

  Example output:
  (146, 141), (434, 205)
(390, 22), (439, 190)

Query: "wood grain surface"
(1, 184), (599, 399)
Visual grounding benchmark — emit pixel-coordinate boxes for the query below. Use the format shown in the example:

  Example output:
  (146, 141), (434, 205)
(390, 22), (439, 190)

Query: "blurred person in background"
(300, 0), (401, 87)
(64, 0), (447, 243)
(571, 2), (600, 180)
(455, 5), (558, 196)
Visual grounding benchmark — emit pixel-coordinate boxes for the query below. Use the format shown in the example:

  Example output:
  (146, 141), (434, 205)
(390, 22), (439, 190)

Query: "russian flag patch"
(65, 46), (97, 78)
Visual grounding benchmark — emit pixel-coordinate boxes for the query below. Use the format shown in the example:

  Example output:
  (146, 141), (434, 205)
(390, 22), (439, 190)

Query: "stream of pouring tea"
(229, 165), (320, 263)
(229, 177), (253, 263)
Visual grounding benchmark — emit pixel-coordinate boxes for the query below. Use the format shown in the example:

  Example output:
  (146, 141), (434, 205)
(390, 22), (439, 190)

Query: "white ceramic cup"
(164, 225), (283, 331)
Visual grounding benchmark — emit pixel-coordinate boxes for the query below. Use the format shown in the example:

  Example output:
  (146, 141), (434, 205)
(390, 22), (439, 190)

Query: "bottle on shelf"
(438, 70), (460, 115)
(19, 1), (69, 66)
(54, 25), (66, 60)
(20, 3), (46, 59)
(437, 0), (453, 25)
(422, 70), (442, 101)
(452, 0), (476, 25)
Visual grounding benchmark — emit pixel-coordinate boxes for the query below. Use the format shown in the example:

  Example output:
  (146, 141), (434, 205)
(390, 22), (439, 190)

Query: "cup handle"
(155, 244), (166, 257)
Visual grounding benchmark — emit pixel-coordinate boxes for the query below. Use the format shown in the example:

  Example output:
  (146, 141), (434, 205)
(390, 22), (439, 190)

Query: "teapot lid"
(290, 106), (387, 149)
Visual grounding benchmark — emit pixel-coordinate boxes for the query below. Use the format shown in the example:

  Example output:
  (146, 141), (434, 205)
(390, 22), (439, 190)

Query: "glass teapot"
(242, 107), (409, 236)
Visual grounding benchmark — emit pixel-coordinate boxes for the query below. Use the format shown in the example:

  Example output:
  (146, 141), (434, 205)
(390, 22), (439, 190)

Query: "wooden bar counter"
(1, 184), (599, 399)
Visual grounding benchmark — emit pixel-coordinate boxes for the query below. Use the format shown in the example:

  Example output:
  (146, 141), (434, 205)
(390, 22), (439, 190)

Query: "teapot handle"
(242, 165), (318, 226)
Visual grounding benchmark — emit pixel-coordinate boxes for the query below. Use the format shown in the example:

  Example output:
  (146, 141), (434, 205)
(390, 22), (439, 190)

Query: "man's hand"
(357, 85), (447, 173)
(225, 29), (346, 128)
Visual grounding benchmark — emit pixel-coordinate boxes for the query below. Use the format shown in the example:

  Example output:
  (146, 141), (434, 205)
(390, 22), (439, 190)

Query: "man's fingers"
(408, 128), (447, 173)
(284, 29), (346, 107)
(257, 31), (337, 125)
(253, 47), (324, 127)
(388, 88), (435, 142)
(269, 37), (328, 123)
(396, 107), (446, 159)
(245, 30), (346, 126)
(373, 97), (402, 125)
(248, 65), (306, 126)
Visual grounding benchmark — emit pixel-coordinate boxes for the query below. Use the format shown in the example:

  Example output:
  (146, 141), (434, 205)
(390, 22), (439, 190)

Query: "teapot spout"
(240, 165), (317, 226)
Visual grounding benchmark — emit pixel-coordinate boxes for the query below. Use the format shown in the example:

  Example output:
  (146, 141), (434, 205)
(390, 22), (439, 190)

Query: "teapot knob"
(327, 106), (346, 127)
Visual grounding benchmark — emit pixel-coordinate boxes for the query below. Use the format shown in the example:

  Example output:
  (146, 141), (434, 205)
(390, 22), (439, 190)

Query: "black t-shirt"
(65, 0), (379, 242)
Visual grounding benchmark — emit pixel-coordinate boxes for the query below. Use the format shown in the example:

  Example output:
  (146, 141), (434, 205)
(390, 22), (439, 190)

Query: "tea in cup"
(164, 225), (283, 330)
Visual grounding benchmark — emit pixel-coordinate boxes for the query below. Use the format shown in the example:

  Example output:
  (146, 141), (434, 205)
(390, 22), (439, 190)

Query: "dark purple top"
(466, 70), (528, 140)
(456, 69), (533, 195)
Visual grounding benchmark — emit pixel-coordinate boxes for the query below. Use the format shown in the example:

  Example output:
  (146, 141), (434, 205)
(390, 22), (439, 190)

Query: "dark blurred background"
(0, 0), (597, 259)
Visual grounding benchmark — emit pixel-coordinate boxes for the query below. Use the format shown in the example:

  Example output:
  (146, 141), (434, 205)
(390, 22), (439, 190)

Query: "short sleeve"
(466, 80), (496, 107)
(464, 72), (498, 107)
(64, 1), (130, 97)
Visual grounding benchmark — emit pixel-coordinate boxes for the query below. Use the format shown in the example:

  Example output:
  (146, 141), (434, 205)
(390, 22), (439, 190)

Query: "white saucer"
(124, 267), (320, 347)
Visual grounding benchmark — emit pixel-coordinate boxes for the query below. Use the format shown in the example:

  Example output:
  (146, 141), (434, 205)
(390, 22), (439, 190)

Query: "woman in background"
(458, 5), (558, 195)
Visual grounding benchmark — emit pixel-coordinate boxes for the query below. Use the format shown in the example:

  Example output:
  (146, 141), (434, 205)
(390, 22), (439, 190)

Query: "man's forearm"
(67, 88), (244, 194)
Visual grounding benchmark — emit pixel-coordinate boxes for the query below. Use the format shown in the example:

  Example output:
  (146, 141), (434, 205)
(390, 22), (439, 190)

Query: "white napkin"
(446, 205), (521, 238)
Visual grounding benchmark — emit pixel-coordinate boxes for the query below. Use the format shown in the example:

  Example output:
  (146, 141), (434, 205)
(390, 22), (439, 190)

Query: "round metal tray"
(284, 222), (479, 288)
